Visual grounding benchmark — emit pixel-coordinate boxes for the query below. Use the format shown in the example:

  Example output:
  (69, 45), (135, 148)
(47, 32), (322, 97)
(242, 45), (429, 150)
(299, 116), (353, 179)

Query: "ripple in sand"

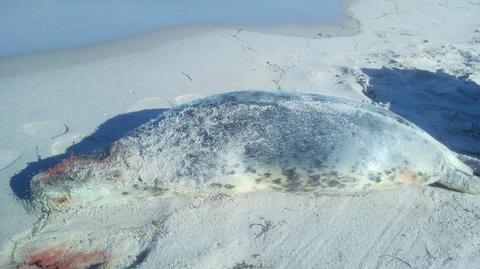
(23, 121), (68, 139)
(0, 150), (22, 171)
(127, 97), (173, 112)
(175, 94), (202, 104)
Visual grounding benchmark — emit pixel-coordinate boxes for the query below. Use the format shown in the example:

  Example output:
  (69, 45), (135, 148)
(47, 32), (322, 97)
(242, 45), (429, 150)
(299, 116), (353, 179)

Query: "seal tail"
(438, 169), (480, 194)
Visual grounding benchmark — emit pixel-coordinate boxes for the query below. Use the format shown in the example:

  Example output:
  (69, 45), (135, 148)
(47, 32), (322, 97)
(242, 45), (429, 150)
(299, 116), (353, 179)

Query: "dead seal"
(30, 91), (480, 211)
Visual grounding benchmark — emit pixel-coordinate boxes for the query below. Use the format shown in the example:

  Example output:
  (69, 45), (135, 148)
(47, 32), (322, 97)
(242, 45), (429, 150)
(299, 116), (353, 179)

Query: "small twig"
(49, 123), (69, 139)
(181, 72), (193, 82)
(35, 146), (42, 161)
(0, 152), (22, 171)
(249, 218), (274, 239)
(379, 254), (412, 268)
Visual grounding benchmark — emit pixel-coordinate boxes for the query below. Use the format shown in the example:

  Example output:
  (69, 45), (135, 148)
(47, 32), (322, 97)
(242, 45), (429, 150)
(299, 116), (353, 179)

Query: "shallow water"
(0, 0), (345, 57)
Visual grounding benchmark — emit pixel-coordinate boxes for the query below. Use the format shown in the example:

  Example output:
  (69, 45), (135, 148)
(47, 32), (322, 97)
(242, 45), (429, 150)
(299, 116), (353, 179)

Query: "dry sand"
(0, 0), (479, 268)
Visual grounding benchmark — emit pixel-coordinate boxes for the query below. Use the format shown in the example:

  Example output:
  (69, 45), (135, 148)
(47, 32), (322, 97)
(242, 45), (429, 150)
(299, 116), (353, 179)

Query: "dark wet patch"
(263, 172), (272, 178)
(272, 178), (282, 185)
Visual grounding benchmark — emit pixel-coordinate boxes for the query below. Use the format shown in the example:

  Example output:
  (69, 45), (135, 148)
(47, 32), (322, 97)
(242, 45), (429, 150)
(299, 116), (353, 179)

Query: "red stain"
(20, 248), (106, 269)
(400, 169), (420, 184)
(46, 154), (83, 176)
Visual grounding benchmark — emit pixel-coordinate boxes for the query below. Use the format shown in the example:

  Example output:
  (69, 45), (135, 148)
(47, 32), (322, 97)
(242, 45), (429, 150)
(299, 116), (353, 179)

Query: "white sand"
(0, 0), (479, 268)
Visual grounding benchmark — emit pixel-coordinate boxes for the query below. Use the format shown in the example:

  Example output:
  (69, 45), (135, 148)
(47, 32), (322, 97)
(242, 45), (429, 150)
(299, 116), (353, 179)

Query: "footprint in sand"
(23, 120), (68, 139)
(51, 134), (86, 155)
(127, 97), (173, 112)
(0, 150), (22, 171)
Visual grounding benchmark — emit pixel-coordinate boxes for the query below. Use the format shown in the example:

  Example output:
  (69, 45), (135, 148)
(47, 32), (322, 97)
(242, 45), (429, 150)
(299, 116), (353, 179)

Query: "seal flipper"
(456, 153), (480, 177)
(437, 169), (480, 194)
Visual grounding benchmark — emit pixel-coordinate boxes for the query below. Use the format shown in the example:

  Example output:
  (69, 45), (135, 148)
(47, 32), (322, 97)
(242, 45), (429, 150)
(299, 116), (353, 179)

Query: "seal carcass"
(31, 91), (480, 210)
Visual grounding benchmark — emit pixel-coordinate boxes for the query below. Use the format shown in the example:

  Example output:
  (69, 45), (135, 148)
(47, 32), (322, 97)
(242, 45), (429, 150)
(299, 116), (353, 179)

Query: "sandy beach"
(1, 0), (480, 268)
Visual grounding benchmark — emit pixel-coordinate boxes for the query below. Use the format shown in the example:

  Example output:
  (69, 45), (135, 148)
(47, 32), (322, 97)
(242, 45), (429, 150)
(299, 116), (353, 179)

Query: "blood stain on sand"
(19, 248), (107, 269)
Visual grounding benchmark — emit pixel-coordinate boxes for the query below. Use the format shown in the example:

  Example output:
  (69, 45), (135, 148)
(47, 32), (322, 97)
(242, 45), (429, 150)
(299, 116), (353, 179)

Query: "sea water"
(0, 0), (345, 57)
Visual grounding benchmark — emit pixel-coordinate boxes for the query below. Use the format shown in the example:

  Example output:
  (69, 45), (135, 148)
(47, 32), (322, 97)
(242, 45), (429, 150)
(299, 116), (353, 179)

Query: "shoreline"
(0, 0), (360, 78)
(0, 21), (359, 78)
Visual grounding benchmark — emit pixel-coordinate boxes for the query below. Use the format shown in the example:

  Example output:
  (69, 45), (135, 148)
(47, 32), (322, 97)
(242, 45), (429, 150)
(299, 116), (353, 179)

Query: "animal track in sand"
(23, 120), (68, 139)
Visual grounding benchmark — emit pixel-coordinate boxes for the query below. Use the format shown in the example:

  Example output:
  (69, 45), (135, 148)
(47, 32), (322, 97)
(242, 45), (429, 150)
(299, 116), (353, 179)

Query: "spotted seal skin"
(30, 91), (480, 211)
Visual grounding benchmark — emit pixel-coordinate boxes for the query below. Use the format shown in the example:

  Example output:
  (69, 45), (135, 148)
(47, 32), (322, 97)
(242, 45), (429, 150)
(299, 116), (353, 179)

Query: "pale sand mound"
(23, 121), (68, 139)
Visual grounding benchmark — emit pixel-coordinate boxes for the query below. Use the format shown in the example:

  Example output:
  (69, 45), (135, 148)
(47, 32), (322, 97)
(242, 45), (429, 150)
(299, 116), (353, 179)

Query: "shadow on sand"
(362, 67), (480, 158)
(10, 108), (166, 200)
